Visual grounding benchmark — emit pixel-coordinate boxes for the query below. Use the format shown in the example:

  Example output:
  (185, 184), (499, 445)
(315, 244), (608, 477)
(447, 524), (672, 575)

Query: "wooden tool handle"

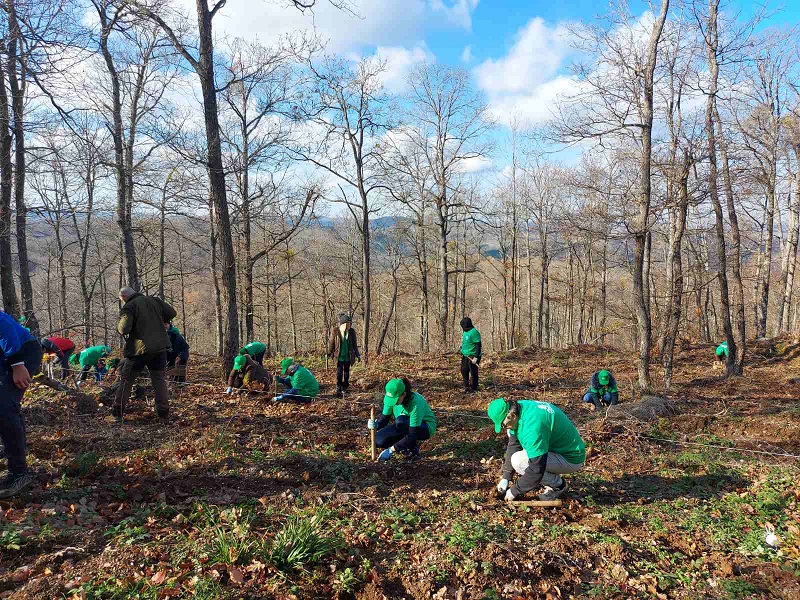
(370, 407), (376, 461)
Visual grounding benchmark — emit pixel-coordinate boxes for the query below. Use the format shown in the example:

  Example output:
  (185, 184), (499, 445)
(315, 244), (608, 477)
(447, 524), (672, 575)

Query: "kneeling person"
(372, 378), (437, 461)
(582, 369), (618, 409)
(275, 358), (318, 403)
(488, 398), (585, 502)
(226, 353), (273, 393)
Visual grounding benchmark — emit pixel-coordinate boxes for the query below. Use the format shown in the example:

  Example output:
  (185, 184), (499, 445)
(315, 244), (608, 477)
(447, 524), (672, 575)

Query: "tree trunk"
(779, 155), (800, 332)
(0, 42), (19, 316)
(758, 187), (776, 337)
(376, 261), (399, 355)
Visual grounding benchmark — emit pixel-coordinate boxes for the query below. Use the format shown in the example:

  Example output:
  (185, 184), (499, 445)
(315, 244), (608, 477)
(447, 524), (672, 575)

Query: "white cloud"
(173, 0), (476, 54)
(473, 17), (580, 127)
(457, 154), (493, 173)
(429, 0), (480, 32)
(461, 45), (472, 63)
(369, 44), (434, 93)
(474, 17), (573, 95)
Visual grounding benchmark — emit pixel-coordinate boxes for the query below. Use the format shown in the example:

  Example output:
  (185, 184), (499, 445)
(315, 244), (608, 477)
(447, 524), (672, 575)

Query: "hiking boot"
(463, 387), (472, 394)
(335, 387), (343, 399)
(400, 446), (421, 460)
(110, 405), (123, 419)
(0, 472), (33, 499)
(538, 479), (568, 501)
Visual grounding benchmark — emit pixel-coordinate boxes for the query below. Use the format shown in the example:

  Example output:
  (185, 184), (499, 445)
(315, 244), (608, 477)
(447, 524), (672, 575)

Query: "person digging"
(76, 345), (112, 386)
(459, 317), (481, 393)
(165, 323), (189, 384)
(369, 378), (437, 461)
(240, 341), (267, 365)
(488, 398), (585, 502)
(225, 353), (273, 394)
(274, 357), (319, 403)
(715, 341), (728, 362)
(582, 369), (618, 410)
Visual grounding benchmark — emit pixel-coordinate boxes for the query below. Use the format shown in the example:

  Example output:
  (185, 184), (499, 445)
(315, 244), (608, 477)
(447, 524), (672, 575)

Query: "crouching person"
(226, 354), (272, 393)
(371, 378), (437, 461)
(487, 398), (585, 502)
(582, 369), (618, 409)
(274, 358), (319, 403)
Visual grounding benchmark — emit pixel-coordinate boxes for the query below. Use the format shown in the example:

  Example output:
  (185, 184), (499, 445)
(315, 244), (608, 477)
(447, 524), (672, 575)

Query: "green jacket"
(511, 400), (585, 464)
(117, 293), (177, 358)
(716, 341), (728, 357)
(382, 392), (437, 437)
(243, 341), (267, 357)
(79, 345), (111, 369)
(289, 365), (319, 398)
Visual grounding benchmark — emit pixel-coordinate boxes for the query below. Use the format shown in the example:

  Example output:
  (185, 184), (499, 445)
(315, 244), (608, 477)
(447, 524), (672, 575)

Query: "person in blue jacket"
(0, 311), (43, 498)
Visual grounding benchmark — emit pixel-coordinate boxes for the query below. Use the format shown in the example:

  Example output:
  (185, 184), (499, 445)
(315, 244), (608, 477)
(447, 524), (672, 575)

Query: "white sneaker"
(538, 479), (568, 501)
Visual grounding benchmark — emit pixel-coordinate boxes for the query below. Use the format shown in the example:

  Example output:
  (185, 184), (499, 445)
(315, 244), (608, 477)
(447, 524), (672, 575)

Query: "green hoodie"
(382, 391), (437, 437)
(715, 341), (728, 357)
(511, 400), (585, 464)
(79, 345), (111, 369)
(289, 365), (319, 398)
(243, 341), (267, 357)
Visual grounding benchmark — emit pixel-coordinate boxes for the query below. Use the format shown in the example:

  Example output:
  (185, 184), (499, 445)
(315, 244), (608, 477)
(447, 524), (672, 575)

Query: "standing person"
(42, 336), (75, 380)
(240, 341), (267, 365)
(581, 370), (619, 409)
(112, 287), (177, 420)
(225, 353), (273, 393)
(165, 323), (189, 384)
(460, 317), (481, 393)
(275, 357), (319, 403)
(76, 345), (112, 384)
(0, 311), (42, 498)
(370, 378), (437, 461)
(327, 313), (360, 398)
(488, 398), (585, 502)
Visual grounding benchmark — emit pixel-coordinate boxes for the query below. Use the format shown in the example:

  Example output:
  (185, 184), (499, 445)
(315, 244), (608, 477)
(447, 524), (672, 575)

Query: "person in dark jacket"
(327, 313), (360, 398)
(41, 336), (75, 380)
(113, 287), (177, 420)
(225, 353), (273, 393)
(460, 317), (481, 393)
(165, 323), (189, 384)
(0, 311), (42, 498)
(582, 370), (619, 409)
(369, 378), (437, 461)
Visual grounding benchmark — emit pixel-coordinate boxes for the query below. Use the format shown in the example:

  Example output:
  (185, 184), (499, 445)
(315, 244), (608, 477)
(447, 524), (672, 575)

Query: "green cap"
(487, 398), (509, 433)
(383, 378), (406, 406)
(281, 357), (294, 375)
(598, 370), (610, 385)
(234, 354), (247, 371)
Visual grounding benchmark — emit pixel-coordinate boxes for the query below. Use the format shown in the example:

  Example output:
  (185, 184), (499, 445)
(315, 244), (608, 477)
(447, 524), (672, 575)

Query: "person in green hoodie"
(240, 341), (267, 365)
(274, 357), (319, 403)
(715, 341), (728, 361)
(369, 378), (437, 461)
(487, 398), (585, 502)
(459, 317), (481, 393)
(76, 345), (112, 384)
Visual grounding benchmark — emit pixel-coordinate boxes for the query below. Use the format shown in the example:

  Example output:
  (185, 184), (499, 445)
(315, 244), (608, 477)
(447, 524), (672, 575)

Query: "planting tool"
(509, 499), (563, 508)
(370, 406), (376, 461)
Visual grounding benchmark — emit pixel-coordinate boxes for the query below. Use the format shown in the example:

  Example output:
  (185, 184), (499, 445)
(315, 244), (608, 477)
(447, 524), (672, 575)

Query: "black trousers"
(461, 355), (479, 391)
(336, 360), (351, 390)
(0, 340), (41, 474)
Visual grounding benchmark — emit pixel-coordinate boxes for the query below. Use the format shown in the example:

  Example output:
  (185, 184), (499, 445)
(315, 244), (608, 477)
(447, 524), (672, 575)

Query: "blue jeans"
(583, 391), (618, 406)
(0, 340), (42, 474)
(375, 415), (431, 452)
(274, 388), (311, 404)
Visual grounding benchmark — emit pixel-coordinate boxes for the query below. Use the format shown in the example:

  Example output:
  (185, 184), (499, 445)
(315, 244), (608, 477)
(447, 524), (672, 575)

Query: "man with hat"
(225, 353), (272, 393)
(274, 357), (319, 403)
(369, 378), (437, 461)
(582, 369), (619, 409)
(487, 398), (585, 502)
(327, 313), (360, 398)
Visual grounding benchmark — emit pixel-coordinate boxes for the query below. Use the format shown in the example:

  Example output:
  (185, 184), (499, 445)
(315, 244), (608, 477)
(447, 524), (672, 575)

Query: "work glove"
(225, 387), (233, 394)
(496, 478), (509, 499)
(378, 447), (394, 462)
(504, 489), (516, 502)
(470, 357), (479, 365)
(367, 418), (376, 430)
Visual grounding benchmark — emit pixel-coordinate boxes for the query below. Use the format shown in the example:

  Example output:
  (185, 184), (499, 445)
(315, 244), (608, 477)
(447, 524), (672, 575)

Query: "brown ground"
(1, 342), (799, 599)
